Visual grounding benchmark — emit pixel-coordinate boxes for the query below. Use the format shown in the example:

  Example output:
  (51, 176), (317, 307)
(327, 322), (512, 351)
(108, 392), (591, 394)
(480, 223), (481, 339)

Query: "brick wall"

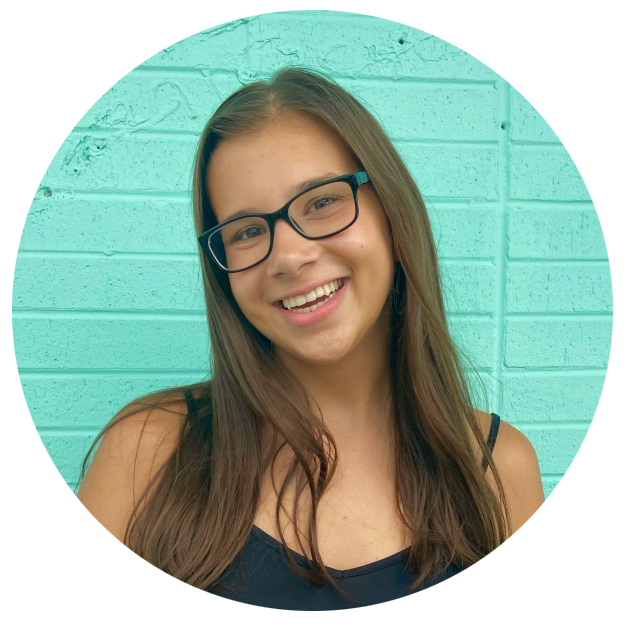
(13, 11), (612, 498)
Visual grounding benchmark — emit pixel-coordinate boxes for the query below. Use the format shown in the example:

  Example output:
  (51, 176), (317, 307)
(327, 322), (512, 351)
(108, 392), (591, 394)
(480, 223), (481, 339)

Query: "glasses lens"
(209, 216), (270, 272)
(209, 180), (356, 271)
(289, 181), (356, 238)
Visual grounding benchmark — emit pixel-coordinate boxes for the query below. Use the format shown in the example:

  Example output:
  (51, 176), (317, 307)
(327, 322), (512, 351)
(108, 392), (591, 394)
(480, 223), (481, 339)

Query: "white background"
(1, 1), (623, 622)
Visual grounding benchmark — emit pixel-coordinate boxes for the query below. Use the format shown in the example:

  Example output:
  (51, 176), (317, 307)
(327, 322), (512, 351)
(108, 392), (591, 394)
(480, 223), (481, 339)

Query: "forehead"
(206, 113), (359, 220)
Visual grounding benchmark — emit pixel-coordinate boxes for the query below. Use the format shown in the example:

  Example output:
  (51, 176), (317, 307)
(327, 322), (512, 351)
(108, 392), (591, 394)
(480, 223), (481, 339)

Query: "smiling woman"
(76, 67), (544, 610)
(207, 115), (395, 366)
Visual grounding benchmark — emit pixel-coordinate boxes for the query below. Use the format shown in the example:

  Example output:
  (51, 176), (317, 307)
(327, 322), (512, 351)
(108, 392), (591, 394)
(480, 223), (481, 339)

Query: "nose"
(265, 218), (321, 275)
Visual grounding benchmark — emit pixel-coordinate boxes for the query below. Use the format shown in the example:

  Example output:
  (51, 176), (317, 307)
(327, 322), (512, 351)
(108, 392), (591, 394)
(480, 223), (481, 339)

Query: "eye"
(233, 225), (266, 242)
(307, 195), (338, 213)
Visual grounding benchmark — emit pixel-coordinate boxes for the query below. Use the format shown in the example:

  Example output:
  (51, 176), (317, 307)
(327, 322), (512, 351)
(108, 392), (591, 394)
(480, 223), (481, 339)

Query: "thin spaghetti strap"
(482, 413), (501, 471)
(486, 413), (501, 453)
(183, 389), (197, 423)
(183, 388), (213, 441)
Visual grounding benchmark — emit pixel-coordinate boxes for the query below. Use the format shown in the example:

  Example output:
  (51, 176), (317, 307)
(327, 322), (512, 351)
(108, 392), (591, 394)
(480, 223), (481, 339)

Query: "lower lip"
(273, 279), (350, 327)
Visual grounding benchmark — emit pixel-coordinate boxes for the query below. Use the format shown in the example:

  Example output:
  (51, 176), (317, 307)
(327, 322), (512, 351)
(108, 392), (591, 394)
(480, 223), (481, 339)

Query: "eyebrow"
(220, 172), (342, 222)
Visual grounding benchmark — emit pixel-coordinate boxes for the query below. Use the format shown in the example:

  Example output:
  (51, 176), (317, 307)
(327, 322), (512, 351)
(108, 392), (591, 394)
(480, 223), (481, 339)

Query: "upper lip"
(272, 277), (348, 304)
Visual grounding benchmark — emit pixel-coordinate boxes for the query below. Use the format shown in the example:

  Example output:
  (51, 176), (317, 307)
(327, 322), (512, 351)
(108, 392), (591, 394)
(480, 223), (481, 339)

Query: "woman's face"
(207, 113), (396, 366)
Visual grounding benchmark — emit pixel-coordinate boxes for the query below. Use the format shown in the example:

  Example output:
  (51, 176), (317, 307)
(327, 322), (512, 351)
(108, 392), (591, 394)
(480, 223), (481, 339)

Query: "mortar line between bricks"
(393, 139), (498, 147)
(132, 66), (497, 87)
(516, 422), (593, 429)
(258, 10), (362, 19)
(425, 200), (501, 208)
(12, 309), (496, 320)
(507, 142), (570, 151)
(507, 259), (609, 265)
(423, 197), (501, 204)
(509, 200), (595, 208)
(65, 127), (498, 148)
(499, 369), (608, 377)
(12, 310), (207, 320)
(37, 426), (103, 434)
(510, 140), (564, 147)
(255, 10), (399, 22)
(134, 66), (239, 77)
(19, 370), (211, 377)
(17, 251), (197, 261)
(341, 77), (498, 88)
(38, 191), (506, 203)
(504, 312), (612, 320)
(438, 312), (495, 320)
(43, 190), (192, 200)
(244, 12), (252, 77)
(502, 365), (608, 372)
(17, 250), (501, 263)
(440, 258), (498, 264)
(71, 127), (201, 138)
(494, 78), (511, 414)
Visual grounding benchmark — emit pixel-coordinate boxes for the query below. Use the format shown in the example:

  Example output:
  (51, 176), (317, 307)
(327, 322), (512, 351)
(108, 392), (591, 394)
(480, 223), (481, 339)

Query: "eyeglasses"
(198, 171), (371, 273)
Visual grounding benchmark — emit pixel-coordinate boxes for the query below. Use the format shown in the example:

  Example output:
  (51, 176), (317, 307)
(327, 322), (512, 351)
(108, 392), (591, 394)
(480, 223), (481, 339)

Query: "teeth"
(282, 278), (344, 310)
(291, 290), (338, 313)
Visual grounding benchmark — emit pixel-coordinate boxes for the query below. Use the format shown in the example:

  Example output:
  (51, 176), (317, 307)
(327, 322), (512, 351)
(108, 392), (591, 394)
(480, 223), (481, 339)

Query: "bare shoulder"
(101, 395), (188, 468)
(473, 409), (545, 536)
(77, 394), (189, 543)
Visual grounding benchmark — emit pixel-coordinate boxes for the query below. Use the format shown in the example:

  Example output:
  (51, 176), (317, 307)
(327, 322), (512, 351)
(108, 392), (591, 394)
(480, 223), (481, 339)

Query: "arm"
(77, 400), (187, 543)
(487, 420), (545, 536)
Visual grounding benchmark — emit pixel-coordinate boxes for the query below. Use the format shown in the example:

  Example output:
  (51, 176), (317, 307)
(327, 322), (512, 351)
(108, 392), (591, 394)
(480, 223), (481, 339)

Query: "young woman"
(77, 67), (544, 610)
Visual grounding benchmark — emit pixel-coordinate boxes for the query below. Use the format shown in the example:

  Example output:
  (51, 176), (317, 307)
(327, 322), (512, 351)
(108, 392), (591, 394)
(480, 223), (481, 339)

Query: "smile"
(273, 278), (350, 327)
(281, 278), (345, 311)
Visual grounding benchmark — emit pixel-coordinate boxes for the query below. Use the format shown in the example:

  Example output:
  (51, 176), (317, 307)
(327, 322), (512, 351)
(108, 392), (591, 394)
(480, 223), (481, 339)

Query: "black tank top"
(183, 391), (501, 609)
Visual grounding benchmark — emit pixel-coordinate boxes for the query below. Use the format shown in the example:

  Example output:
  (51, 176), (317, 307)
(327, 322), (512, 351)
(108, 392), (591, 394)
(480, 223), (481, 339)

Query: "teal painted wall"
(13, 10), (612, 498)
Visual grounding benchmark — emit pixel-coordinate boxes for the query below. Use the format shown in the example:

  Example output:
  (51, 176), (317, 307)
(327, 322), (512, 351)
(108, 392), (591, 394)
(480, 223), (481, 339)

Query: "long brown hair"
(79, 66), (509, 595)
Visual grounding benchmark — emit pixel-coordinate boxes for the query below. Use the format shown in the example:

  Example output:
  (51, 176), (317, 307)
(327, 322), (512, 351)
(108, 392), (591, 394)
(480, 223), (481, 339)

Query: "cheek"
(374, 215), (395, 263)
(228, 278), (247, 311)
(360, 216), (394, 262)
(229, 276), (263, 318)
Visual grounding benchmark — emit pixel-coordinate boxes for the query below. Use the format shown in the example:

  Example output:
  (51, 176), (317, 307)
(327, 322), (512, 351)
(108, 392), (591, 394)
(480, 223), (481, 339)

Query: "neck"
(274, 307), (394, 454)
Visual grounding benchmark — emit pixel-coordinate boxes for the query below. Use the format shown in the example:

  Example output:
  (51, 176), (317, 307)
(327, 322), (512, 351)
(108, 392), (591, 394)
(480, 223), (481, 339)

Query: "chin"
(277, 341), (350, 365)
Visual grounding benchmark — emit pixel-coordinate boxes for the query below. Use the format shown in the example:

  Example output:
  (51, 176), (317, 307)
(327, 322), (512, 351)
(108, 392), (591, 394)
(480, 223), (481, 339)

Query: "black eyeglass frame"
(198, 170), (371, 273)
